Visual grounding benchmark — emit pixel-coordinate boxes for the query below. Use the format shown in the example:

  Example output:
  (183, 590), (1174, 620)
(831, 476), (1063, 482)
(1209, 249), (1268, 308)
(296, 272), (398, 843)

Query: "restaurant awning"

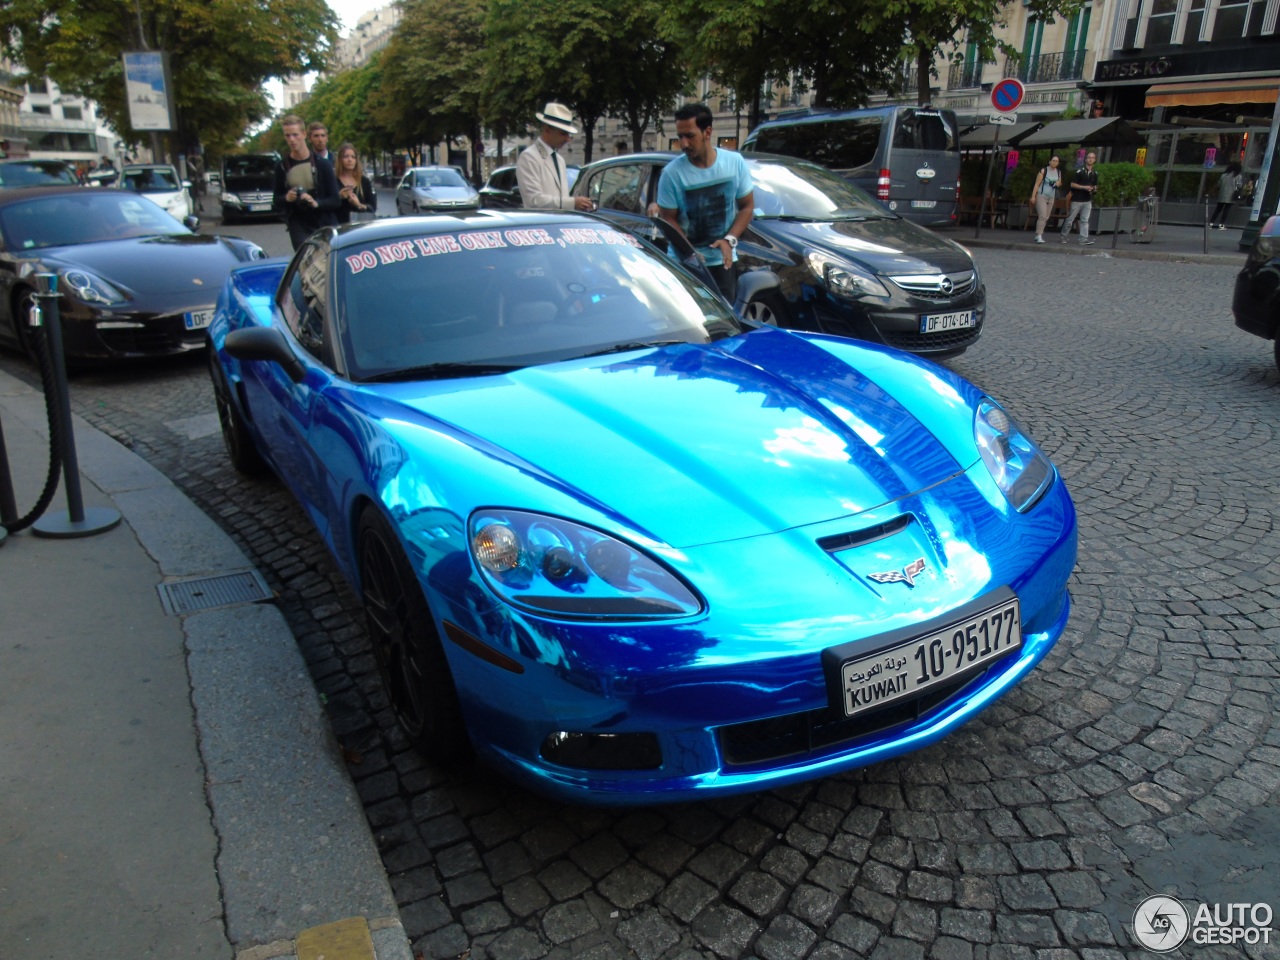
(1015, 116), (1144, 148)
(1145, 77), (1279, 108)
(959, 121), (1043, 149)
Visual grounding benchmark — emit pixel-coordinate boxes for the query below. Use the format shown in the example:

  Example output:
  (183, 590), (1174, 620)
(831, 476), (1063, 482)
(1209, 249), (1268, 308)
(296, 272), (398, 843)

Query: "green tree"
(486, 0), (672, 163)
(0, 0), (337, 157)
(871, 0), (1084, 105)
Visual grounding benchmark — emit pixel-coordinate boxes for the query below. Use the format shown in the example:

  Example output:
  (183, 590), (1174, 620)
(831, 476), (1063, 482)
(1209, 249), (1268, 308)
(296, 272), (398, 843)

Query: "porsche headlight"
(469, 510), (701, 619)
(975, 399), (1053, 512)
(61, 268), (127, 306)
(1249, 234), (1277, 264)
(806, 252), (890, 299)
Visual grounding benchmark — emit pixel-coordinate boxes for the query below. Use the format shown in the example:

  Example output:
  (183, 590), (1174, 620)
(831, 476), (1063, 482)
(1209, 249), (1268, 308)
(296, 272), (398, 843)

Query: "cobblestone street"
(4, 246), (1277, 960)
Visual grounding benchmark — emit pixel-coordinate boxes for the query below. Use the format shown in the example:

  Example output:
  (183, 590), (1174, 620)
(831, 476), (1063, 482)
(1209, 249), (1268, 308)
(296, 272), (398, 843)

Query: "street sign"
(991, 78), (1025, 113)
(989, 112), (1018, 125)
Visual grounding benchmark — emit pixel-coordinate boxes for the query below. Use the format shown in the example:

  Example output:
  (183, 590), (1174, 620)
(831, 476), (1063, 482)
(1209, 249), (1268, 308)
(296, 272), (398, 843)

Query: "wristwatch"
(723, 235), (738, 249)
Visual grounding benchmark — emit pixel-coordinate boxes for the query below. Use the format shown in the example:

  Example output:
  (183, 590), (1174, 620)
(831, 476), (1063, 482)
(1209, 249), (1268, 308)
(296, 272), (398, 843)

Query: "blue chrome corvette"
(208, 210), (1076, 804)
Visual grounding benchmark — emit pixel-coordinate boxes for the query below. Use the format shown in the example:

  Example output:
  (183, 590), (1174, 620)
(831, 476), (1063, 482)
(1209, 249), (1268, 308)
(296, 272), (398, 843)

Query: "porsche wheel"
(358, 506), (471, 764)
(742, 292), (787, 327)
(209, 350), (268, 477)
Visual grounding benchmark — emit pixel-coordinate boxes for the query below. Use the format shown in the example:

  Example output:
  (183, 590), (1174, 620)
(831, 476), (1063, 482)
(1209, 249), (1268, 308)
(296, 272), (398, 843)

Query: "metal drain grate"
(158, 569), (274, 615)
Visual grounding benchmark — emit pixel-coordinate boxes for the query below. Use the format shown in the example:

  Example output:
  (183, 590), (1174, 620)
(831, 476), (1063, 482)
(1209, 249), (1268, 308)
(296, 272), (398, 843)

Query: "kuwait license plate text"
(841, 597), (1021, 717)
(920, 310), (974, 333)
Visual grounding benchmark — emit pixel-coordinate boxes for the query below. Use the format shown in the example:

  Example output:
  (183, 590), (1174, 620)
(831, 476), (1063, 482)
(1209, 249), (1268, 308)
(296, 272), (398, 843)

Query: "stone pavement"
(0, 369), (412, 960)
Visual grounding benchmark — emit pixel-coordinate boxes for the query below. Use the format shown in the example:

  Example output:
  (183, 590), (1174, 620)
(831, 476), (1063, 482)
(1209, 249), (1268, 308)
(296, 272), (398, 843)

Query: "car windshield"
(224, 156), (276, 178)
(0, 192), (190, 249)
(749, 160), (889, 221)
(122, 167), (181, 191)
(337, 222), (743, 382)
(415, 169), (468, 188)
(0, 161), (78, 188)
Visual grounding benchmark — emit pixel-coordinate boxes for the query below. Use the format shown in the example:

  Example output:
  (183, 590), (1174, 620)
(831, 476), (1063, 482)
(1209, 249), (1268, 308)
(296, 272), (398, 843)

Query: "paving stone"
(659, 873), (718, 923)
(829, 914), (881, 954)
(756, 915), (819, 960)
(894, 901), (940, 942)
(542, 899), (600, 943)
(790, 883), (841, 927)
(502, 876), (551, 917)
(483, 927), (546, 960)
(418, 923), (472, 960)
(617, 910), (681, 960)
(598, 862), (664, 910)
(692, 903), (760, 959)
(998, 874), (1058, 910)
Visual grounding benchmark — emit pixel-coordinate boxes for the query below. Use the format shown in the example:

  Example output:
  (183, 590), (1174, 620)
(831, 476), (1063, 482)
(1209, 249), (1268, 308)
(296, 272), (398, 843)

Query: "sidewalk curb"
(0, 370), (410, 960)
(959, 234), (1246, 266)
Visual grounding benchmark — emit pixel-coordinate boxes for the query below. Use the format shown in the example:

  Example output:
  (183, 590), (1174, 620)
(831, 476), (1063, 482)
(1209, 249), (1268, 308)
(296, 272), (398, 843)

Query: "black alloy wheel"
(208, 350), (268, 477)
(742, 292), (788, 327)
(357, 506), (471, 764)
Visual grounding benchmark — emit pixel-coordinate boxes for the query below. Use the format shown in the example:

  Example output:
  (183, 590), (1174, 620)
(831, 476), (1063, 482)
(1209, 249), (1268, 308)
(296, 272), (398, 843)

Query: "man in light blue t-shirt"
(656, 103), (754, 301)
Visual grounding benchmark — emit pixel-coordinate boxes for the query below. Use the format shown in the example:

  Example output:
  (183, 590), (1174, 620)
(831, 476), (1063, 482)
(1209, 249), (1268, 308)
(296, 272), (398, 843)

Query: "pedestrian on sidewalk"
(273, 114), (340, 250)
(1060, 151), (1098, 245)
(1029, 155), (1062, 243)
(1209, 162), (1243, 230)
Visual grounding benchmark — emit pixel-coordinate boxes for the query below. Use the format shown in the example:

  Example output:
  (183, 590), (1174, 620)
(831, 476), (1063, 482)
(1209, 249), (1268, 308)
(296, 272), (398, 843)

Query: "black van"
(742, 106), (961, 227)
(219, 153), (280, 224)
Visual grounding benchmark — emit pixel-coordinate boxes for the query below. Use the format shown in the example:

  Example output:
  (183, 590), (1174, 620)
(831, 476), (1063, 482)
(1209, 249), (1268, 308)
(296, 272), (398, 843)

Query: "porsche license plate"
(920, 310), (974, 333)
(840, 597), (1020, 717)
(184, 309), (214, 331)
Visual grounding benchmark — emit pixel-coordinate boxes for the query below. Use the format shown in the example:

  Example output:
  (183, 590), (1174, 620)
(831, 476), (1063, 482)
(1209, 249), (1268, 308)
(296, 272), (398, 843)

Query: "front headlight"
(806, 252), (890, 299)
(975, 399), (1053, 512)
(1249, 234), (1276, 264)
(469, 510), (702, 620)
(221, 192), (241, 204)
(61, 268), (127, 306)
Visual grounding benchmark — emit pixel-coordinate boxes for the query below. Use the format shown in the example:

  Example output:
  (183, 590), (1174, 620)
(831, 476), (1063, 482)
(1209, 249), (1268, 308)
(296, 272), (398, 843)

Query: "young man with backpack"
(273, 114), (340, 250)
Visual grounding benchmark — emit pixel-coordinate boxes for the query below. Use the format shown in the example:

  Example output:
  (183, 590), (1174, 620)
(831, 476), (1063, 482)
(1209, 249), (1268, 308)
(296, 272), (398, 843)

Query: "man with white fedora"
(516, 102), (596, 211)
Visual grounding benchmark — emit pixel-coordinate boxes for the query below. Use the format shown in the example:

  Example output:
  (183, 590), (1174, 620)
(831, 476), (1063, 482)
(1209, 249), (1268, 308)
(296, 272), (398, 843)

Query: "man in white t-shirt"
(656, 103), (754, 301)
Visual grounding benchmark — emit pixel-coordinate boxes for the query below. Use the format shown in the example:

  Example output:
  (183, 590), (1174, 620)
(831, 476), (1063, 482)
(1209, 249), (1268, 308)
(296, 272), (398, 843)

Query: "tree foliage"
(0, 0), (337, 156)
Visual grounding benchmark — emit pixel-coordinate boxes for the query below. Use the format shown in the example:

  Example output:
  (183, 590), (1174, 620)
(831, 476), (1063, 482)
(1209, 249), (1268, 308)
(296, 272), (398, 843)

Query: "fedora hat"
(536, 102), (578, 135)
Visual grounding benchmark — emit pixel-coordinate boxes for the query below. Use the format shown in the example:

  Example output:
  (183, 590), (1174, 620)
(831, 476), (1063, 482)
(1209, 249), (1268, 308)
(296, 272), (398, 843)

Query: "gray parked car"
(394, 166), (480, 215)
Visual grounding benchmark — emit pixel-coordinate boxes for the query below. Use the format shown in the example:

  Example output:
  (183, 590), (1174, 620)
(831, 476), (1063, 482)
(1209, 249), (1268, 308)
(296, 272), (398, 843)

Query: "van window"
(892, 110), (959, 153)
(752, 116), (884, 170)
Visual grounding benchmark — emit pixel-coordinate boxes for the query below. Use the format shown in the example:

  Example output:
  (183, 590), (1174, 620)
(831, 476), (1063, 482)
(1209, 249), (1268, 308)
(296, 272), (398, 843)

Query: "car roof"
(0, 185), (94, 206)
(329, 208), (595, 250)
(122, 163), (177, 171)
(576, 150), (822, 174)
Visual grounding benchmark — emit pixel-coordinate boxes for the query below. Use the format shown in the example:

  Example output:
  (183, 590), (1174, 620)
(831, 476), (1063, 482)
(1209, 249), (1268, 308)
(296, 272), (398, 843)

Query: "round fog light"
(473, 523), (521, 573)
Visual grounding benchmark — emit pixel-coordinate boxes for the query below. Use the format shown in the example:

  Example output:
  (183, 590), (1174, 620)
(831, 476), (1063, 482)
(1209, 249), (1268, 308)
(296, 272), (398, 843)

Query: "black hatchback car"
(571, 151), (985, 356)
(1232, 215), (1280, 371)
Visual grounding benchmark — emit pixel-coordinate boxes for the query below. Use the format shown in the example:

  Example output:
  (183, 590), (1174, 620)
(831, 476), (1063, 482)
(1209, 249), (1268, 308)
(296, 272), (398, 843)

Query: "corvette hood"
(41, 235), (243, 297)
(758, 216), (975, 275)
(386, 331), (971, 548)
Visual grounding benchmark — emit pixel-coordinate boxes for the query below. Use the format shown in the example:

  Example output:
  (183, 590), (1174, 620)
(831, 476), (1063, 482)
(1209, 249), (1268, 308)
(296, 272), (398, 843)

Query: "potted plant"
(1088, 162), (1154, 234)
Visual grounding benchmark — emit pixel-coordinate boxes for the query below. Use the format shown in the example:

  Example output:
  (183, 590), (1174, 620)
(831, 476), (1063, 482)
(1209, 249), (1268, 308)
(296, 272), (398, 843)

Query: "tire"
(1274, 334), (1280, 376)
(208, 350), (269, 477)
(357, 506), (471, 764)
(742, 291), (788, 327)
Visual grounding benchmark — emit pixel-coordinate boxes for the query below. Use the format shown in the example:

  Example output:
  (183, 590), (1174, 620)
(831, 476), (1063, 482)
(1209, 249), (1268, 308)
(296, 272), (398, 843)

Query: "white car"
(117, 164), (193, 220)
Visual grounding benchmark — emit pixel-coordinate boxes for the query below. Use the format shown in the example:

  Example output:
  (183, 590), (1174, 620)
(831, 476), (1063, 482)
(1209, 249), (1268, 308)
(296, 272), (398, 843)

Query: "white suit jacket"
(516, 138), (575, 211)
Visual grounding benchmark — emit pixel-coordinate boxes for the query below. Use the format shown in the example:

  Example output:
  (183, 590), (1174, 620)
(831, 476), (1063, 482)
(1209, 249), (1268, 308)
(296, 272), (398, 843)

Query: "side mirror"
(183, 215), (200, 232)
(224, 326), (307, 383)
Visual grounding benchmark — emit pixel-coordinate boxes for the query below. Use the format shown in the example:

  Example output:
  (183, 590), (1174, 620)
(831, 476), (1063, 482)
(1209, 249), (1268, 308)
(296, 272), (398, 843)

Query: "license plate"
(840, 597), (1021, 717)
(184, 309), (214, 331)
(920, 310), (974, 333)
(911, 199), (937, 208)
(248, 203), (270, 212)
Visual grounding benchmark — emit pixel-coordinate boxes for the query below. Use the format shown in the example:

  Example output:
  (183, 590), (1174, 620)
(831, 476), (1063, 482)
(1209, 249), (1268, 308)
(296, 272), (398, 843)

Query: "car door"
(238, 236), (339, 542)
(585, 162), (661, 241)
(396, 171), (415, 214)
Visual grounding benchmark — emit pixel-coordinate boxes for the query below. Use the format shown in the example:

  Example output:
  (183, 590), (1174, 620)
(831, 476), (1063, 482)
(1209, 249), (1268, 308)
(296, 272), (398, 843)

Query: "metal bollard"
(30, 273), (121, 539)
(1204, 198), (1210, 254)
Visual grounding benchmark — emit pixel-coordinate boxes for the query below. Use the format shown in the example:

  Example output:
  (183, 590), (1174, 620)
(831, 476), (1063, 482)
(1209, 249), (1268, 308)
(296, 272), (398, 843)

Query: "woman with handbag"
(336, 142), (377, 224)
(1027, 155), (1062, 244)
(1209, 162), (1243, 230)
